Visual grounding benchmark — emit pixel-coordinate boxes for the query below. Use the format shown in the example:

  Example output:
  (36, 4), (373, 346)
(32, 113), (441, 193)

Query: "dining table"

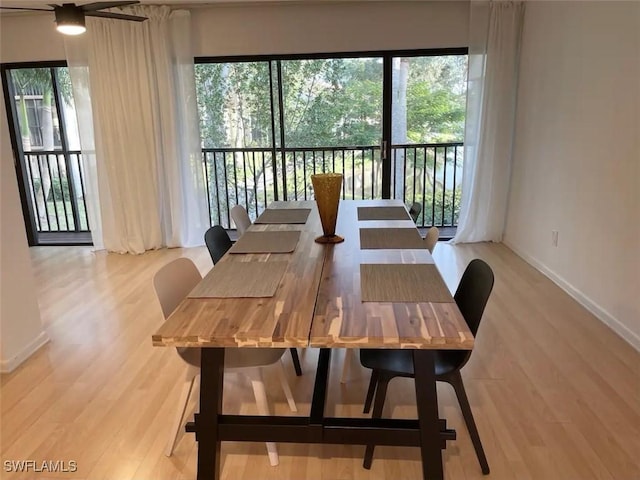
(152, 199), (474, 480)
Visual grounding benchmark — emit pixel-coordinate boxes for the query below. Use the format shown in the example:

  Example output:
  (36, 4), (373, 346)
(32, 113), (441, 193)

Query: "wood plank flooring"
(1, 242), (638, 479)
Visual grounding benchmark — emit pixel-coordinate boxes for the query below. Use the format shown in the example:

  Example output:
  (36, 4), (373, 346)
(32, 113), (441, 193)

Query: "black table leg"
(310, 348), (331, 424)
(289, 347), (303, 376)
(413, 349), (444, 480)
(196, 348), (225, 480)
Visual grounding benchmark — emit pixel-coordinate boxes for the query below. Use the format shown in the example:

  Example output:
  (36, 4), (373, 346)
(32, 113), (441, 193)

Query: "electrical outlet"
(552, 230), (559, 247)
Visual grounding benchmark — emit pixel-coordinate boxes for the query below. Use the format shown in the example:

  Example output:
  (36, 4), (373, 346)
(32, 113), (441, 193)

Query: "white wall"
(0, 92), (49, 373)
(0, 2), (469, 61)
(504, 1), (640, 348)
(0, 12), (65, 62)
(190, 1), (469, 56)
(0, 12), (59, 373)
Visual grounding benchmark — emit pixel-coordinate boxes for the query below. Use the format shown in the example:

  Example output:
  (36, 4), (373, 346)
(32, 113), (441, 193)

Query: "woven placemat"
(229, 231), (300, 254)
(188, 261), (288, 298)
(358, 206), (410, 221)
(360, 264), (453, 303)
(255, 208), (311, 224)
(359, 228), (425, 249)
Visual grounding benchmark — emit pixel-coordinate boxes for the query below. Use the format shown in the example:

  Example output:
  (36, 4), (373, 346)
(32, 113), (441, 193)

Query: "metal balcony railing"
(22, 143), (463, 240)
(391, 142), (463, 228)
(202, 145), (383, 228)
(23, 150), (90, 234)
(204, 143), (463, 229)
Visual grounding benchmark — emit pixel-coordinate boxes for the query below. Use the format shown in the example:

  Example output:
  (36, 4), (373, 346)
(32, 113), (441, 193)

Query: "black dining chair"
(203, 225), (303, 377)
(204, 225), (232, 265)
(359, 258), (495, 474)
(408, 202), (422, 223)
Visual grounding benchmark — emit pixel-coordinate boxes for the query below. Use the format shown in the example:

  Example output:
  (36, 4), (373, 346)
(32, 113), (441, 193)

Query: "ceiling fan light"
(55, 6), (86, 35)
(57, 24), (86, 35)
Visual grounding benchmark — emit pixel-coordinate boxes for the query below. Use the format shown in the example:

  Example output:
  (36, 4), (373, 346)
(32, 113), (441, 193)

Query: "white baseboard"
(0, 331), (50, 373)
(503, 240), (640, 352)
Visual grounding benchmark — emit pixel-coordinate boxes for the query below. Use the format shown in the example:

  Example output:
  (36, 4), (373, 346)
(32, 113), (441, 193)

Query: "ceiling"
(0, 0), (289, 7)
(0, 0), (405, 9)
(0, 0), (425, 17)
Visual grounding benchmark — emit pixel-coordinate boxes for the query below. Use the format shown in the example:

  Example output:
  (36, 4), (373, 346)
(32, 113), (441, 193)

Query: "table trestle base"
(186, 415), (455, 447)
(192, 348), (455, 480)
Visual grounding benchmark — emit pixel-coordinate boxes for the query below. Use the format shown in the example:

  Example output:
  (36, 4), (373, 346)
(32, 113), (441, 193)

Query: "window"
(195, 50), (467, 231)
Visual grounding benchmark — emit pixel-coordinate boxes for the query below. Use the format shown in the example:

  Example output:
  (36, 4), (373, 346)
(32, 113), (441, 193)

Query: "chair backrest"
(153, 257), (202, 320)
(204, 225), (232, 265)
(230, 205), (252, 236)
(408, 202), (422, 223)
(454, 259), (495, 336)
(424, 226), (439, 253)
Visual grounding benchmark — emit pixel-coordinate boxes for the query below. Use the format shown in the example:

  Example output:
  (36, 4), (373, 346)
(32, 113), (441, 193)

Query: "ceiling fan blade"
(85, 11), (146, 21)
(81, 1), (139, 12)
(0, 6), (53, 11)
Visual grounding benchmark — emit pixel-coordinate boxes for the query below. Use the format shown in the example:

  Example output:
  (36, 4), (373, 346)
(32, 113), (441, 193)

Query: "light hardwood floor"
(1, 242), (639, 480)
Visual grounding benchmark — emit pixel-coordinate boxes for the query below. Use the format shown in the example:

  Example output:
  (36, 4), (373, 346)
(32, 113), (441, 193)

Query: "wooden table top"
(152, 201), (323, 348)
(310, 199), (472, 350)
(152, 199), (473, 350)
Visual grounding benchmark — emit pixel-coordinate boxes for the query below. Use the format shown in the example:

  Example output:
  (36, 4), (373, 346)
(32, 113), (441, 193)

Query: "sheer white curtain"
(64, 58), (105, 250)
(451, 1), (524, 244)
(65, 6), (208, 254)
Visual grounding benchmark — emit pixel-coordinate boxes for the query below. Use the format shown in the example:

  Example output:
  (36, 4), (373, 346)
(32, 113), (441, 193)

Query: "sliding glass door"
(2, 62), (90, 245)
(195, 50), (467, 231)
(279, 57), (383, 202)
(195, 56), (384, 227)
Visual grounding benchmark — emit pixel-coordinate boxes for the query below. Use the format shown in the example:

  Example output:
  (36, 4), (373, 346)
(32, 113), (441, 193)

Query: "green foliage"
(195, 55), (467, 225)
(195, 63), (226, 148)
(49, 176), (70, 202)
(401, 145), (463, 227)
(196, 55), (466, 148)
(55, 67), (74, 105)
(413, 188), (462, 227)
(11, 68), (54, 144)
(11, 68), (52, 96)
(405, 56), (467, 143)
(32, 175), (71, 202)
(282, 58), (382, 147)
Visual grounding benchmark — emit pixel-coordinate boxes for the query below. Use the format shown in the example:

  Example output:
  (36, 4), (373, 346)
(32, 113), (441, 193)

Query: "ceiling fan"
(0, 2), (147, 35)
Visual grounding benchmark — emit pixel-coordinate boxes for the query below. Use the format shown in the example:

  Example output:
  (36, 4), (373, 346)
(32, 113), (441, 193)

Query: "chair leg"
(276, 359), (298, 412)
(165, 373), (198, 457)
(447, 372), (490, 474)
(340, 348), (353, 384)
(246, 368), (279, 466)
(363, 369), (379, 414)
(289, 348), (303, 376)
(363, 374), (391, 469)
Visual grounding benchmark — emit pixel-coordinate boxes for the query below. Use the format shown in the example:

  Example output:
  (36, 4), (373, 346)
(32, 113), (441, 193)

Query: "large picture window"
(195, 50), (467, 233)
